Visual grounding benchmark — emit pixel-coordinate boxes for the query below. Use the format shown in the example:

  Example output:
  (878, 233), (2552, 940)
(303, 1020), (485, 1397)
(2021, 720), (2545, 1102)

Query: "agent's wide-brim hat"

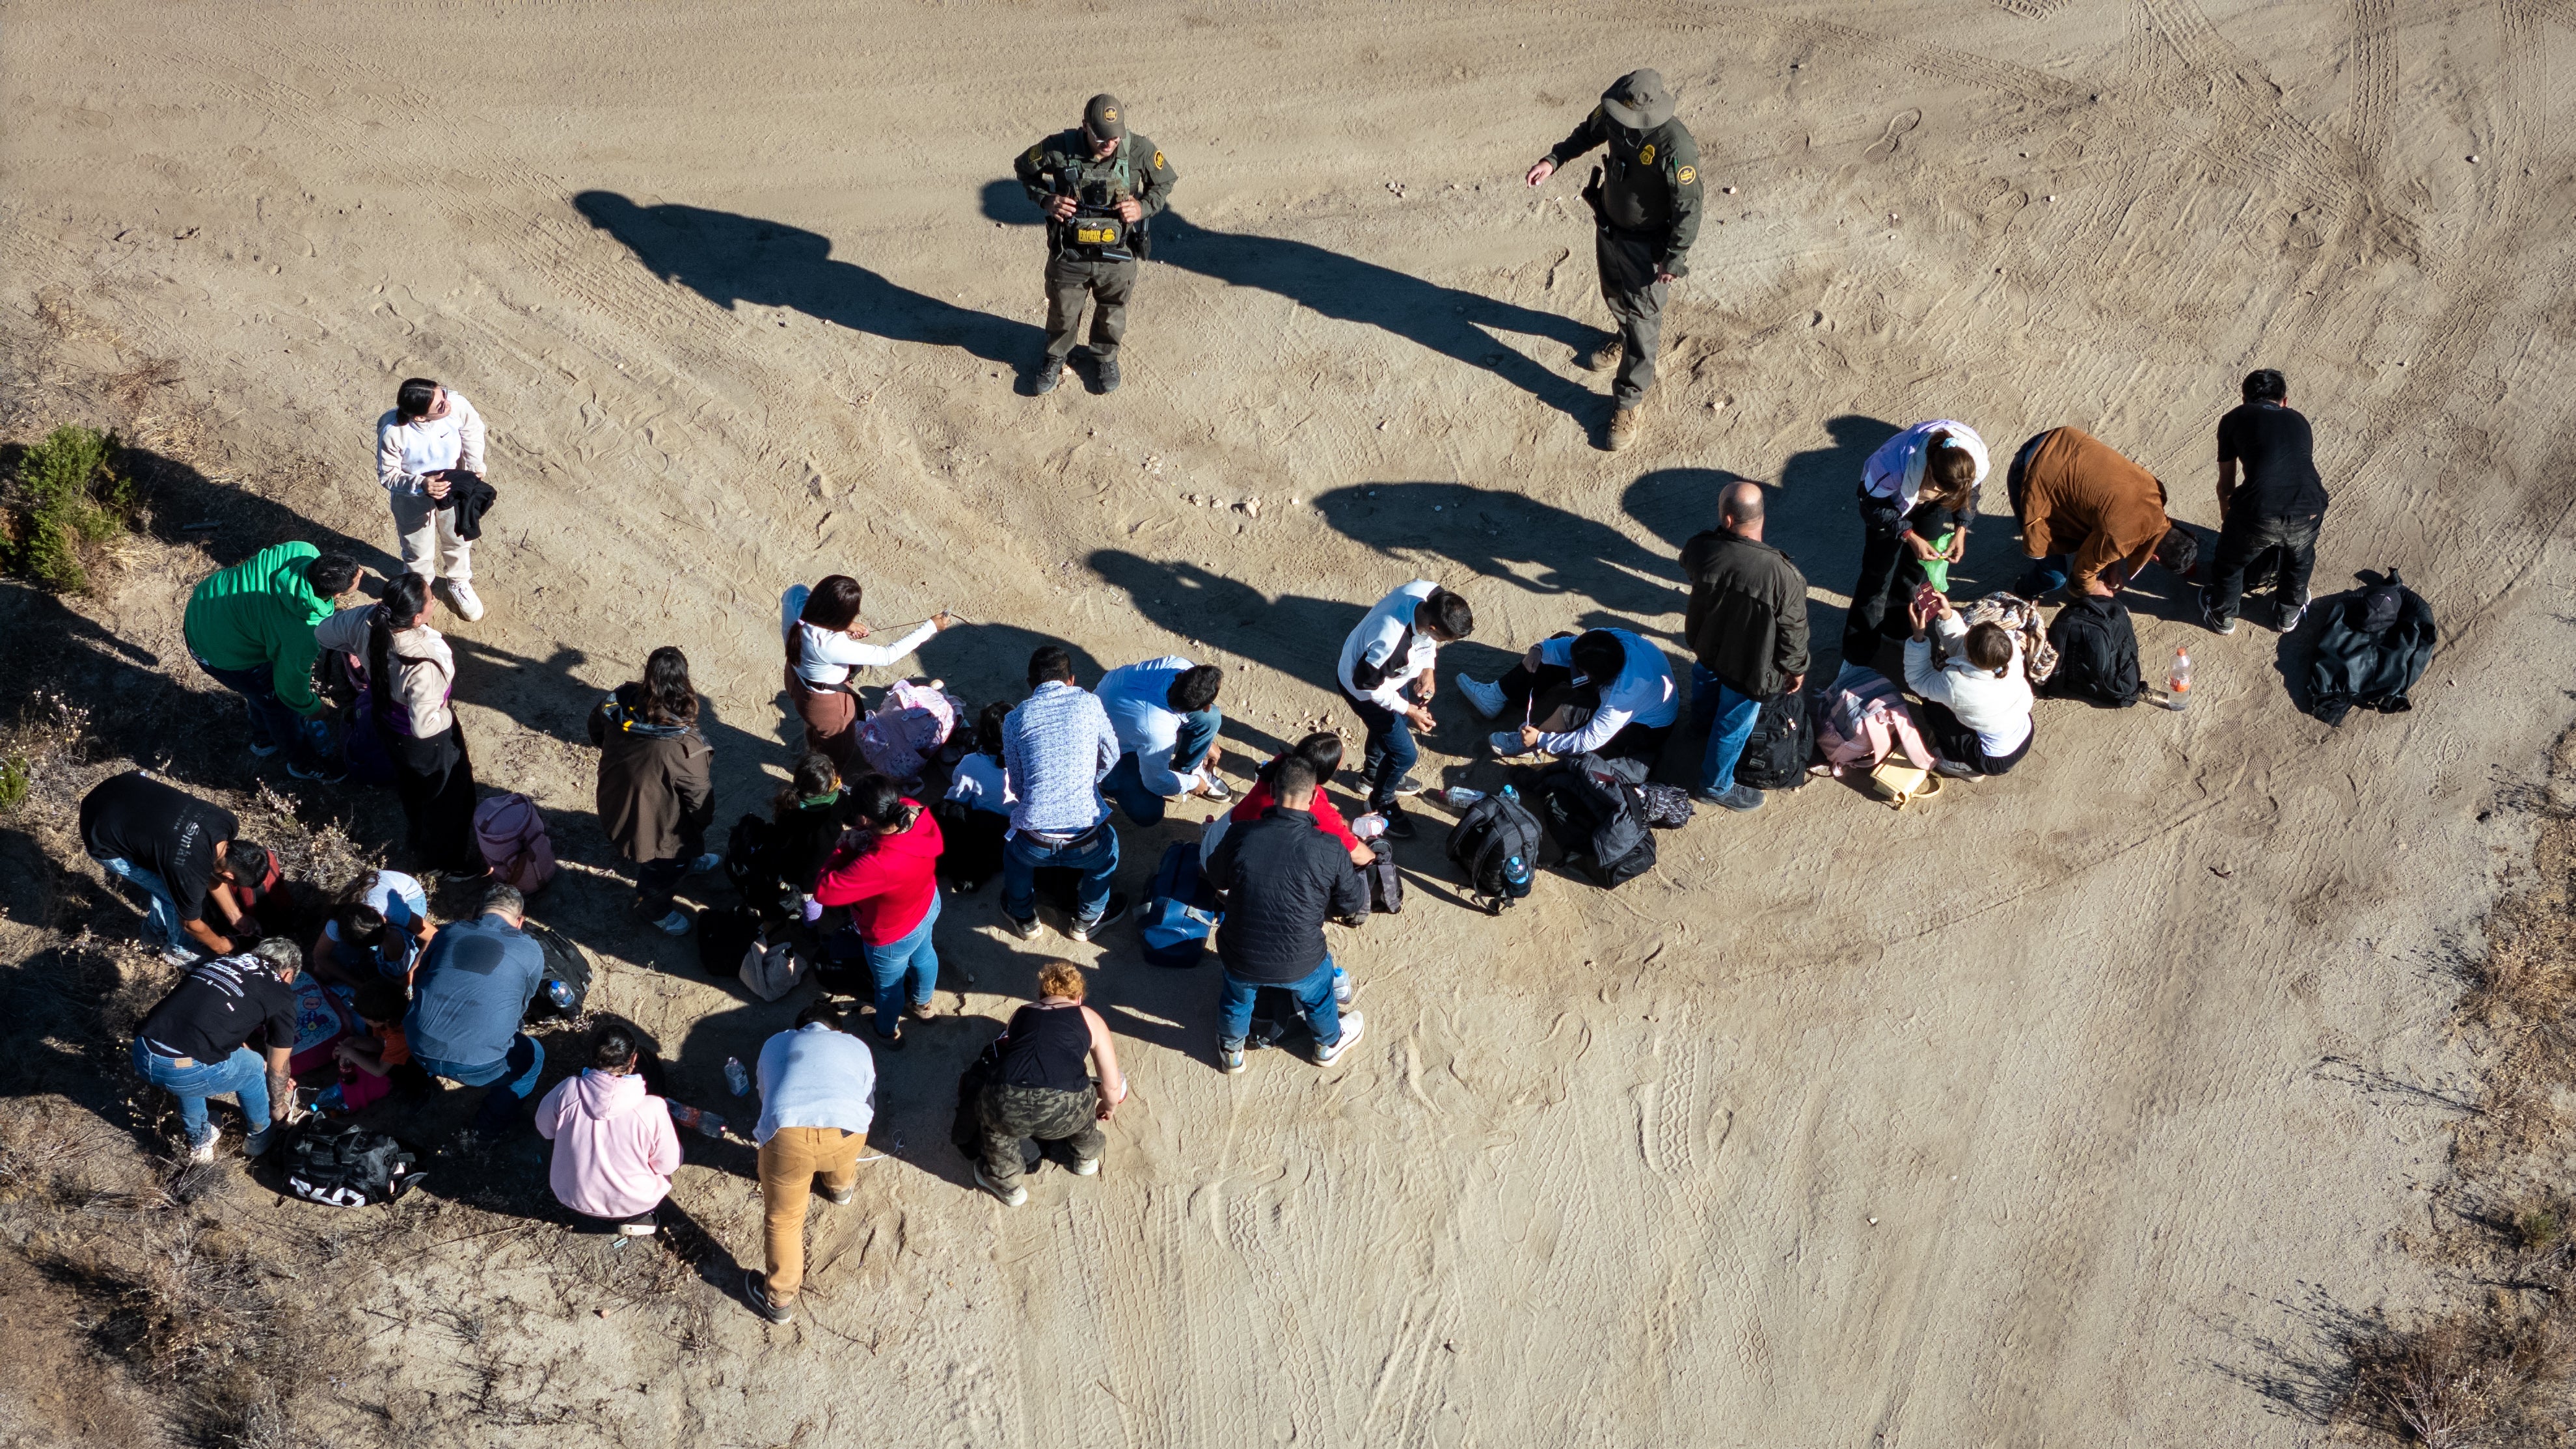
(1600, 69), (1675, 129)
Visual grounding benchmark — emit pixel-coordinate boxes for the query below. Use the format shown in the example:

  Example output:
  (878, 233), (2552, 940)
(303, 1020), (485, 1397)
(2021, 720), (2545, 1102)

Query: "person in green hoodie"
(182, 543), (362, 781)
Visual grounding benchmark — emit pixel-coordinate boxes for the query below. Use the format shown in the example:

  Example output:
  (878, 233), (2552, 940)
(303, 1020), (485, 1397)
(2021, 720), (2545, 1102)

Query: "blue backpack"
(1139, 841), (1222, 968)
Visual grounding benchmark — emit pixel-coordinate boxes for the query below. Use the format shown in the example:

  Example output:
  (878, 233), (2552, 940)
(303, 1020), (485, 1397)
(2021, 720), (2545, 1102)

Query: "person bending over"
(971, 959), (1128, 1207)
(1202, 757), (1369, 1075)
(1096, 656), (1232, 824)
(1336, 581), (1476, 839)
(1459, 628), (1679, 764)
(80, 770), (274, 964)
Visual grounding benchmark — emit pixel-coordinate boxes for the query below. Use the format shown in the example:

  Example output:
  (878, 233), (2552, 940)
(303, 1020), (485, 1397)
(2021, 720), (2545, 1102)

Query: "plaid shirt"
(1003, 682), (1119, 836)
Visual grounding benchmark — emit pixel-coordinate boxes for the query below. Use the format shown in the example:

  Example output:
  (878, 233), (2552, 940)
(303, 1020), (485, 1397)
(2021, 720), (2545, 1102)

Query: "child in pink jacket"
(534, 1023), (681, 1235)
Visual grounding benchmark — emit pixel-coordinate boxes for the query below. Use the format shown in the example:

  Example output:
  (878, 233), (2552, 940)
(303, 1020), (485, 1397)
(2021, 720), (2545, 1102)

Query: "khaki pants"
(389, 489), (473, 582)
(757, 1126), (862, 1305)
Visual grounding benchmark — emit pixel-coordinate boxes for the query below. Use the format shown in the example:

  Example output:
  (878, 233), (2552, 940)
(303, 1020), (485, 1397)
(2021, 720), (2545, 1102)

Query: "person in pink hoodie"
(534, 1023), (682, 1236)
(813, 774), (945, 1046)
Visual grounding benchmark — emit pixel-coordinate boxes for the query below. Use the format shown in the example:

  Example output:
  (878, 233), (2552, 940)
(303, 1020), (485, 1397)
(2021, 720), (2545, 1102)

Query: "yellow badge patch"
(1154, 150), (1165, 169)
(1676, 165), (1696, 184)
(1104, 107), (1119, 121)
(1027, 146), (1042, 164)
(1639, 142), (1656, 165)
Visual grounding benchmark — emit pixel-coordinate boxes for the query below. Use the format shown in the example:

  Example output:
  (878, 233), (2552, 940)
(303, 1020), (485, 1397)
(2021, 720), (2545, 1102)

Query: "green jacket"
(1014, 129), (1177, 254)
(1549, 107), (1705, 275)
(181, 541), (334, 716)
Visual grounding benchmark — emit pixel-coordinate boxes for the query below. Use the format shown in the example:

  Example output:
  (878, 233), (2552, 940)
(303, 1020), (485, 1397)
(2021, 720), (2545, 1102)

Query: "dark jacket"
(2038, 592), (2141, 709)
(1681, 530), (1810, 699)
(1202, 806), (1367, 984)
(1547, 110), (1705, 274)
(1014, 129), (1178, 256)
(588, 684), (716, 863)
(2309, 571), (2435, 725)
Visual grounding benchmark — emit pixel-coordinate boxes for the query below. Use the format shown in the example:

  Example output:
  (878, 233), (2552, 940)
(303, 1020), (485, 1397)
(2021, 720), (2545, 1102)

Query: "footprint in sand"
(1865, 107), (1923, 161)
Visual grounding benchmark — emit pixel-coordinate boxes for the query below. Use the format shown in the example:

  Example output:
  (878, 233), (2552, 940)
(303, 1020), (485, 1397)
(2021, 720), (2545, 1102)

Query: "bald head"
(1720, 481), (1767, 537)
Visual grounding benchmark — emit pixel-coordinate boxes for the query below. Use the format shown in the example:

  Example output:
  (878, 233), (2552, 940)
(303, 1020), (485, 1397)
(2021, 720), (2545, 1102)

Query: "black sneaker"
(1005, 913), (1043, 940)
(1096, 356), (1122, 393)
(1379, 807), (1417, 841)
(1033, 357), (1066, 394)
(1072, 892), (1130, 943)
(744, 1269), (793, 1323)
(1384, 774), (1426, 798)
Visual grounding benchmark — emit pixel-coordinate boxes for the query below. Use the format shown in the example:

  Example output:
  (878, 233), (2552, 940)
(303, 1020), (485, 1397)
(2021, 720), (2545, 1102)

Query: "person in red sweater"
(1225, 733), (1374, 865)
(813, 775), (945, 1046)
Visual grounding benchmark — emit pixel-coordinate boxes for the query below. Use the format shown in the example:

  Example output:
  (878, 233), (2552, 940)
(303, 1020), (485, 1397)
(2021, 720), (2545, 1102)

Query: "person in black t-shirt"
(79, 771), (273, 964)
(970, 960), (1126, 1208)
(2204, 368), (2330, 634)
(129, 938), (303, 1163)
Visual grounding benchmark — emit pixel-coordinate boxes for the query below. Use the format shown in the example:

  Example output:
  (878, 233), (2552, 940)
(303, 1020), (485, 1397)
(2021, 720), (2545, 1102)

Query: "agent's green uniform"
(1545, 79), (1704, 409)
(1014, 129), (1177, 367)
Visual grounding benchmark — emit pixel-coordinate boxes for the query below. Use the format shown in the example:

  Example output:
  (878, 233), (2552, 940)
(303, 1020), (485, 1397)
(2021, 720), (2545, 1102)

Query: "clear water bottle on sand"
(2166, 646), (2193, 711)
(724, 1057), (751, 1096)
(1443, 786), (1486, 809)
(668, 1103), (726, 1137)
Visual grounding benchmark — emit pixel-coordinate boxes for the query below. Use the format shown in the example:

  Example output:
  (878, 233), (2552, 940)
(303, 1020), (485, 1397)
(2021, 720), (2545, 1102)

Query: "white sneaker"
(1332, 967), (1354, 1006)
(1070, 1156), (1100, 1177)
(1455, 674), (1506, 720)
(1314, 1010), (1366, 1066)
(183, 1135), (217, 1165)
(687, 852), (724, 876)
(444, 579), (485, 622)
(652, 910), (692, 937)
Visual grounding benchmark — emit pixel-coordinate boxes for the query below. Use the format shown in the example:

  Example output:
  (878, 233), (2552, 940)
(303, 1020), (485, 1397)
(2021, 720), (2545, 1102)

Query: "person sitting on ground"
(130, 937), (304, 1163)
(311, 868), (437, 984)
(1001, 646), (1128, 943)
(971, 959), (1128, 1207)
(1201, 756), (1369, 1075)
(405, 882), (549, 1137)
(1095, 655), (1232, 824)
(936, 701), (1015, 893)
(1903, 586), (2036, 779)
(812, 774), (946, 1047)
(323, 978), (413, 1114)
(781, 575), (956, 770)
(737, 751), (854, 923)
(182, 541), (362, 781)
(1845, 422), (1987, 662)
(2007, 426), (2198, 598)
(534, 1022), (683, 1238)
(2204, 368), (2329, 635)
(1681, 480), (1809, 813)
(590, 645), (720, 937)
(1337, 581), (1476, 839)
(1459, 628), (1680, 763)
(315, 572), (485, 878)
(1202, 732), (1376, 871)
(79, 770), (274, 965)
(744, 999), (878, 1325)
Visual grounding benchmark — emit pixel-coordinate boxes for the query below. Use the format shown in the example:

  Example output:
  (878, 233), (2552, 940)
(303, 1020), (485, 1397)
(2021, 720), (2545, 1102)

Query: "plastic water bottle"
(668, 1104), (726, 1138)
(1502, 853), (1534, 893)
(1443, 786), (1486, 809)
(724, 1057), (751, 1096)
(543, 979), (576, 1011)
(2166, 646), (2193, 711)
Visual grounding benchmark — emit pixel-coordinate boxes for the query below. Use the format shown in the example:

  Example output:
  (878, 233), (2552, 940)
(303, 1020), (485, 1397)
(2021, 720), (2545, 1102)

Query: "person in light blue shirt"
(746, 1000), (879, 1324)
(1000, 646), (1128, 943)
(405, 883), (549, 1135)
(1095, 655), (1232, 825)
(1459, 628), (1680, 764)
(312, 869), (435, 983)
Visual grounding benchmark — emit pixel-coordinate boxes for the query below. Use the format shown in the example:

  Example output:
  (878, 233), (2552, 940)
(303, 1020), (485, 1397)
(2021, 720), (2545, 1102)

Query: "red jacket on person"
(1230, 778), (1362, 853)
(813, 804), (943, 945)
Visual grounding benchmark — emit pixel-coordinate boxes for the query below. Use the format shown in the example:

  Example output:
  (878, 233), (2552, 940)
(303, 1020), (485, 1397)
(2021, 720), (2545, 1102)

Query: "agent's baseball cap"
(1600, 70), (1675, 129)
(1084, 94), (1126, 141)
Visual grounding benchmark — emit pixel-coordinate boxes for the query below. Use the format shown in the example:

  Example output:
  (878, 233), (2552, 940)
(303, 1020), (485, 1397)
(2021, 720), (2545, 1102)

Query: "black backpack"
(1445, 790), (1542, 914)
(1536, 754), (1656, 890)
(2040, 593), (2142, 709)
(283, 1119), (420, 1208)
(1732, 689), (1816, 791)
(1363, 839), (1403, 915)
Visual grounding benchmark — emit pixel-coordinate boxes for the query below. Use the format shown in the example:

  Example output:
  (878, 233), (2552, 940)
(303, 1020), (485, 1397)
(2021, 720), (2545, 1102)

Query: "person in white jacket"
(534, 1023), (682, 1237)
(1335, 581), (1476, 839)
(780, 575), (955, 770)
(1460, 627), (1679, 764)
(1901, 589), (2035, 778)
(377, 377), (489, 621)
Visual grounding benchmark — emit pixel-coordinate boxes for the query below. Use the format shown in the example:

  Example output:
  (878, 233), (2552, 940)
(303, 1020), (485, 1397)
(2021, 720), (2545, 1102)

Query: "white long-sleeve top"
(314, 604), (458, 737)
(778, 586), (939, 688)
(1532, 629), (1679, 757)
(1337, 580), (1442, 710)
(1861, 419), (1988, 511)
(375, 391), (487, 495)
(1903, 613), (2033, 757)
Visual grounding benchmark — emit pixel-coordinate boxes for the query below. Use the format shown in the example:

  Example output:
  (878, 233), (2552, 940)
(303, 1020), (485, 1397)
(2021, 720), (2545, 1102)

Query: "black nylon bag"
(284, 1119), (419, 1208)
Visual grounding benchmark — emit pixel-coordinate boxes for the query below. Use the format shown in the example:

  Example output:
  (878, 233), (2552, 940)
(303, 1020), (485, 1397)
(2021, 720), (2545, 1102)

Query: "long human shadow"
(1083, 550), (1368, 701)
(975, 182), (1604, 418)
(572, 191), (1042, 369)
(1307, 481), (1682, 628)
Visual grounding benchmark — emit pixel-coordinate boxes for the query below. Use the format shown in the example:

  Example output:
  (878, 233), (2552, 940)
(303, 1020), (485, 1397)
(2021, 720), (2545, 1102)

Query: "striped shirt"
(1003, 682), (1119, 837)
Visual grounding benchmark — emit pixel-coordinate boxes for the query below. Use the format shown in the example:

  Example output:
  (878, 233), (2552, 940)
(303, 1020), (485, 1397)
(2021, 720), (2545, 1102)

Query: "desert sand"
(5, 1), (2573, 1444)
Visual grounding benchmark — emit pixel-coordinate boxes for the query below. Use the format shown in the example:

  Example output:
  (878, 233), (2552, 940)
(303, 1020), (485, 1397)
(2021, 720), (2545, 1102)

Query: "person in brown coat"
(2007, 427), (2198, 597)
(588, 646), (718, 936)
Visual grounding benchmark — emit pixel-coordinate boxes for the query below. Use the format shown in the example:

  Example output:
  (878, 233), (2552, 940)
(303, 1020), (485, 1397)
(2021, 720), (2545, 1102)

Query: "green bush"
(3, 425), (133, 593)
(0, 755), (25, 813)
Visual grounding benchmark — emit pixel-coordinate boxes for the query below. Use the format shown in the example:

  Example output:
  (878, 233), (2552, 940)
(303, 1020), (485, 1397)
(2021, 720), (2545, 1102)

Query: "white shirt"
(1338, 580), (1442, 710)
(753, 1023), (878, 1146)
(319, 869), (430, 977)
(943, 753), (1013, 815)
(1862, 420), (1988, 511)
(375, 392), (487, 494)
(1532, 629), (1679, 757)
(1903, 613), (2034, 757)
(1094, 655), (1208, 797)
(779, 586), (940, 688)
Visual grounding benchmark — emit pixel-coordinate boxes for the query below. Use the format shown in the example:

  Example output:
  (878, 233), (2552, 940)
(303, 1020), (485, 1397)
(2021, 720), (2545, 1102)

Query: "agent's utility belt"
(1056, 210), (1143, 263)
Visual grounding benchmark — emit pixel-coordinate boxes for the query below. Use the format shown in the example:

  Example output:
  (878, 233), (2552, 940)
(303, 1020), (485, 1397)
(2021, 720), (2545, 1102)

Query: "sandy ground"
(5, 1), (2576, 1443)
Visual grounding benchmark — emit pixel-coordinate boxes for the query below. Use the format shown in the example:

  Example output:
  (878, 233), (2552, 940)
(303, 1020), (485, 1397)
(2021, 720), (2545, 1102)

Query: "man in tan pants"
(744, 1001), (877, 1323)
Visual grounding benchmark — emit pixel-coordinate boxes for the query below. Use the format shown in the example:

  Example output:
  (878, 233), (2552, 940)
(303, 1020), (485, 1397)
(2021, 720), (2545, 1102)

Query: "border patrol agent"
(1525, 70), (1705, 451)
(1014, 94), (1178, 395)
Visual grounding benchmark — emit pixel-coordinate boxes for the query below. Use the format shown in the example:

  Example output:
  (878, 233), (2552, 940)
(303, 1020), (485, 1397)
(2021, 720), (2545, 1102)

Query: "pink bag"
(1815, 663), (1932, 774)
(857, 681), (964, 783)
(472, 792), (558, 893)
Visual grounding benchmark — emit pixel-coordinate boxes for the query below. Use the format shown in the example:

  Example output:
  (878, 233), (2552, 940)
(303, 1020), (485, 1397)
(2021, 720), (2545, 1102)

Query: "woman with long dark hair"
(316, 573), (485, 878)
(1845, 420), (1988, 664)
(813, 773), (945, 1046)
(589, 646), (718, 935)
(781, 575), (954, 768)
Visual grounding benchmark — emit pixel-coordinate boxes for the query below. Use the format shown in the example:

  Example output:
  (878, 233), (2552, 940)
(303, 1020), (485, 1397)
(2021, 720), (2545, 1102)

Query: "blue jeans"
(193, 653), (328, 772)
(414, 1032), (546, 1132)
(1102, 709), (1223, 824)
(863, 891), (941, 1038)
(1218, 956), (1341, 1048)
(2005, 430), (2070, 596)
(1691, 665), (1763, 794)
(1002, 822), (1119, 926)
(98, 856), (187, 952)
(133, 1038), (270, 1149)
(1341, 686), (1417, 811)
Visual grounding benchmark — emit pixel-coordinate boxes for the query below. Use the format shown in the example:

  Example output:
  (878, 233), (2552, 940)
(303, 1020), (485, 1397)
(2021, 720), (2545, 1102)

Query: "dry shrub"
(2344, 1306), (2573, 1447)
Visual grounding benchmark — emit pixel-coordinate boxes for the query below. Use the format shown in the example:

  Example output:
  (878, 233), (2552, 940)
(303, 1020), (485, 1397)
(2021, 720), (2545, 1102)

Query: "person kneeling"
(534, 1023), (681, 1237)
(1457, 628), (1679, 764)
(972, 960), (1127, 1208)
(1902, 588), (2035, 779)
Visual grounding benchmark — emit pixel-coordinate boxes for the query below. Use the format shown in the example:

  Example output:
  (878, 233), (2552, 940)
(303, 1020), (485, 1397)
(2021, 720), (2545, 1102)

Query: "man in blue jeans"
(1679, 481), (1808, 811)
(407, 883), (552, 1136)
(1336, 582), (1476, 840)
(180, 541), (362, 781)
(1200, 757), (1369, 1074)
(81, 770), (275, 964)
(130, 938), (304, 1163)
(1096, 655), (1233, 824)
(1000, 645), (1129, 942)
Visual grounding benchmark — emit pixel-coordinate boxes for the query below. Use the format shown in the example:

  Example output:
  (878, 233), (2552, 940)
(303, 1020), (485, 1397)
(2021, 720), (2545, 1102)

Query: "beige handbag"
(1865, 759), (1944, 811)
